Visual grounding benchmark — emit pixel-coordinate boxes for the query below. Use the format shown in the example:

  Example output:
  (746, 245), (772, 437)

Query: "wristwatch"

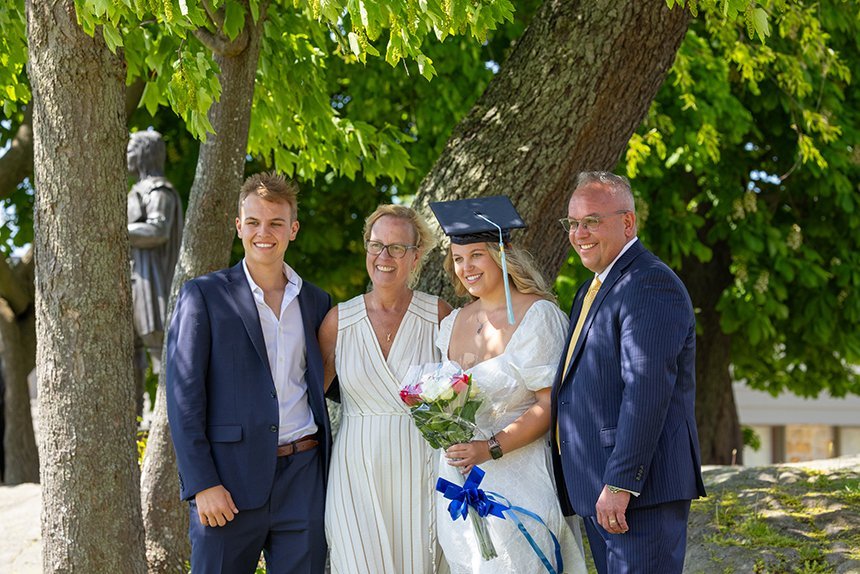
(487, 435), (503, 460)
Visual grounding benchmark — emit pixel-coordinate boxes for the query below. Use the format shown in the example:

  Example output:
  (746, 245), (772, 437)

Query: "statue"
(127, 130), (183, 414)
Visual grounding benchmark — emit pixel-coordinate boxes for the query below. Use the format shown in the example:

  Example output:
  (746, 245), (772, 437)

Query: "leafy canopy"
(622, 0), (859, 398)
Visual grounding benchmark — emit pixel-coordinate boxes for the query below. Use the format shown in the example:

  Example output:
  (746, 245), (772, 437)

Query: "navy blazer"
(551, 240), (706, 516)
(166, 262), (332, 510)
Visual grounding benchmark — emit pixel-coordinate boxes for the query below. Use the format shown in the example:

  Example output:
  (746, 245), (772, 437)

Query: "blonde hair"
(364, 204), (435, 287)
(238, 172), (299, 221)
(443, 242), (556, 303)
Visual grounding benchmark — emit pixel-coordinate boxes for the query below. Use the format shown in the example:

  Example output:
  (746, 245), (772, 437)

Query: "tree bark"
(140, 4), (267, 570)
(680, 240), (744, 465)
(27, 0), (146, 571)
(414, 0), (690, 299)
(0, 248), (38, 484)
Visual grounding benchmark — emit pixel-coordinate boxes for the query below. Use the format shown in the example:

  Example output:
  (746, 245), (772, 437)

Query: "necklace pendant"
(386, 332), (392, 343)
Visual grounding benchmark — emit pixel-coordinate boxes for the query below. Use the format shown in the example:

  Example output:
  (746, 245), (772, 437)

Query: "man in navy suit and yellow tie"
(167, 172), (332, 573)
(551, 171), (706, 573)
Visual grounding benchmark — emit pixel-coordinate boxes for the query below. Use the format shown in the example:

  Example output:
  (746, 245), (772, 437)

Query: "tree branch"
(0, 251), (32, 316)
(194, 26), (249, 57)
(201, 0), (224, 29)
(126, 78), (146, 119)
(0, 107), (33, 201)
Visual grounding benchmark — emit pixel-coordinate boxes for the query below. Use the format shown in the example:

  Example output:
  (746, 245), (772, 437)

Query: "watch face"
(488, 437), (502, 459)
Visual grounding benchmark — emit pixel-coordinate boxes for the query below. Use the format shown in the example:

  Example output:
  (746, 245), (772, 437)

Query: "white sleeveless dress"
(435, 300), (587, 574)
(325, 291), (448, 574)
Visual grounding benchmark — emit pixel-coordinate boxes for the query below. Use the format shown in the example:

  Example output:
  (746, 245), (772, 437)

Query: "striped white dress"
(325, 291), (449, 574)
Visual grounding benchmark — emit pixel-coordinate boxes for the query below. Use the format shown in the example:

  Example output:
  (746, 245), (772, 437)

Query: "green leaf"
(348, 31), (361, 57)
(416, 55), (435, 80)
(102, 23), (123, 52)
(752, 8), (770, 43)
(140, 81), (162, 116)
(223, 0), (246, 41)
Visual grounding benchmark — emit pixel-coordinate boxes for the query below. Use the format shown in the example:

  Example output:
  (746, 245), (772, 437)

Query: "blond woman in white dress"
(320, 205), (452, 574)
(434, 235), (587, 574)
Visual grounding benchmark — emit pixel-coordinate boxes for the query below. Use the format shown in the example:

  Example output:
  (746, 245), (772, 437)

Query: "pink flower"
(451, 373), (470, 395)
(400, 383), (423, 407)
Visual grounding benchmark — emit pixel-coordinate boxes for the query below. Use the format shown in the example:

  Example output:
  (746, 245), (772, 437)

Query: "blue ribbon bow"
(436, 466), (508, 521)
(435, 466), (565, 574)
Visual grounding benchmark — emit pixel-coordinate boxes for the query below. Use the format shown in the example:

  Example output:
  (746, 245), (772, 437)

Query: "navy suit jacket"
(166, 262), (332, 510)
(551, 240), (706, 516)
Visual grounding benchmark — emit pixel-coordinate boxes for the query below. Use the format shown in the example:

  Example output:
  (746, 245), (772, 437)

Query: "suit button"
(269, 425), (278, 432)
(560, 401), (568, 405)
(270, 391), (277, 398)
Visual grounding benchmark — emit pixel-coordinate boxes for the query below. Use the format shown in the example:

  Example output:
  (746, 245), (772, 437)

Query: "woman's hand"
(445, 441), (491, 475)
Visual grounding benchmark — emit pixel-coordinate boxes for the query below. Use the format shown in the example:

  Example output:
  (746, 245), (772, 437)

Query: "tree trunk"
(27, 0), (147, 571)
(414, 0), (690, 297)
(0, 248), (38, 484)
(680, 240), (743, 465)
(140, 8), (267, 571)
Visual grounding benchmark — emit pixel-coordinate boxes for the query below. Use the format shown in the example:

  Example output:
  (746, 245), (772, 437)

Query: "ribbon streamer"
(436, 466), (564, 574)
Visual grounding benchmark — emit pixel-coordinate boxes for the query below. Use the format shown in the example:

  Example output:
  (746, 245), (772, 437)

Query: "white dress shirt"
(242, 259), (318, 445)
(596, 236), (638, 284)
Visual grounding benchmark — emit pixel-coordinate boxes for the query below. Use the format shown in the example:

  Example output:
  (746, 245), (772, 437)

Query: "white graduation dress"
(435, 300), (587, 574)
(325, 291), (448, 574)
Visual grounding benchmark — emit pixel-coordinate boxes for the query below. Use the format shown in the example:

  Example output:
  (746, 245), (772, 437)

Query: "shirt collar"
(596, 236), (638, 284)
(241, 259), (302, 297)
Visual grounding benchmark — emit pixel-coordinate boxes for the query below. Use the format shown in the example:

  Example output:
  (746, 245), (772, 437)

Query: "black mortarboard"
(429, 196), (526, 245)
(429, 196), (526, 325)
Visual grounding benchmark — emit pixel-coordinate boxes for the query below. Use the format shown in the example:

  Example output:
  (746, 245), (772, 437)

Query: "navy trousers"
(583, 499), (691, 574)
(188, 449), (326, 574)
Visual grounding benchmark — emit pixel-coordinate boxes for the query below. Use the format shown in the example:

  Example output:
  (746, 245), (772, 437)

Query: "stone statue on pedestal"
(127, 130), (183, 413)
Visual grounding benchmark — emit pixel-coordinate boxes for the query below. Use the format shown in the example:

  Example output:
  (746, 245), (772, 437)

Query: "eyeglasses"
(559, 210), (630, 233)
(365, 240), (418, 259)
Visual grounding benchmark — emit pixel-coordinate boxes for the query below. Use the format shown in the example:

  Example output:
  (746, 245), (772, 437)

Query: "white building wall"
(734, 383), (860, 463)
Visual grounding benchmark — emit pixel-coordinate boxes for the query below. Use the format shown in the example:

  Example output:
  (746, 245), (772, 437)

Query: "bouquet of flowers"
(400, 361), (482, 449)
(400, 362), (497, 560)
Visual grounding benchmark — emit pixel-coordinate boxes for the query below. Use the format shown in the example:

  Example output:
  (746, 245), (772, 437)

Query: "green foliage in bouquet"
(400, 371), (482, 450)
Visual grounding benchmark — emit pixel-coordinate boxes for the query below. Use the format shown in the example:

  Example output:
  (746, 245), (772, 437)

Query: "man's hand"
(595, 485), (631, 534)
(195, 485), (239, 527)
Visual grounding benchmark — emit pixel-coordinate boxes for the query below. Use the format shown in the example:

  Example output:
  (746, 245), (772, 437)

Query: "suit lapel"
(561, 240), (647, 382)
(552, 283), (587, 404)
(298, 286), (325, 424)
(225, 263), (271, 372)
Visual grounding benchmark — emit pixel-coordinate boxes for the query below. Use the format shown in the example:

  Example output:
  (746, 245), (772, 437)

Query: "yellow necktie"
(562, 277), (602, 376)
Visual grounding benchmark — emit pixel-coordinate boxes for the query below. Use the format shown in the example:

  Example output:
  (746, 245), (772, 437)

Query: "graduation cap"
(429, 196), (527, 325)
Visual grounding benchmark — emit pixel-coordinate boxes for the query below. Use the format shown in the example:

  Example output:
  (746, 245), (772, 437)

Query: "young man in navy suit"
(167, 172), (332, 573)
(551, 172), (706, 573)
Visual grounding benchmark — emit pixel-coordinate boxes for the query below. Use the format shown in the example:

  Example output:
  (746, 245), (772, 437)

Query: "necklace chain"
(476, 314), (488, 334)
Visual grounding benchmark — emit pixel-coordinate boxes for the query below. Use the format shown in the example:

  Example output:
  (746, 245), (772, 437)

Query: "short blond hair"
(443, 242), (556, 303)
(238, 172), (299, 221)
(364, 204), (435, 287)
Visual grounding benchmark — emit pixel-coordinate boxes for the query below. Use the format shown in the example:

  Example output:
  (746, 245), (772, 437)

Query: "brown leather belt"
(276, 433), (319, 457)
